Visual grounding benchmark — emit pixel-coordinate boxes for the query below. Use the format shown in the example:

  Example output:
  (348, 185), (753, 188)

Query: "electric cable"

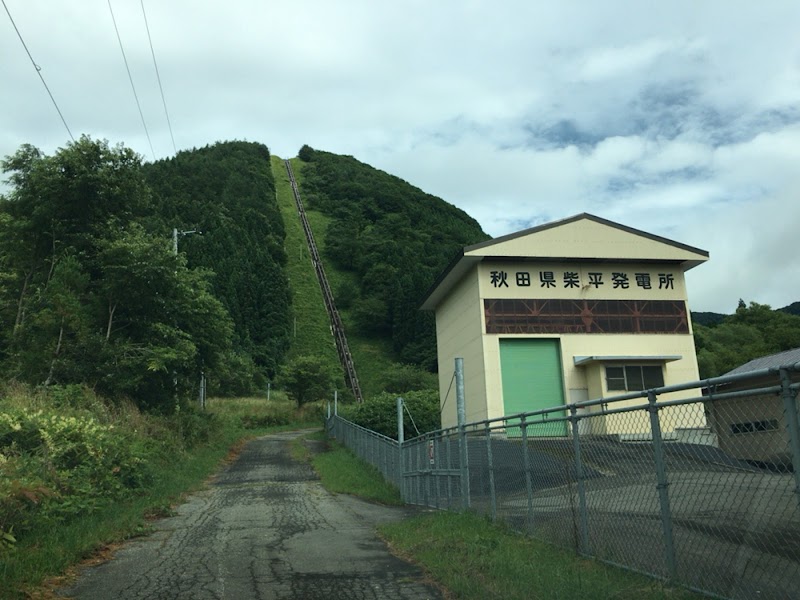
(439, 370), (456, 414)
(107, 0), (155, 160)
(140, 0), (176, 154)
(402, 401), (422, 438)
(2, 0), (75, 142)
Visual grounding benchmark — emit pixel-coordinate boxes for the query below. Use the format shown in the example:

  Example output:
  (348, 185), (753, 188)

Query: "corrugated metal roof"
(724, 347), (800, 375)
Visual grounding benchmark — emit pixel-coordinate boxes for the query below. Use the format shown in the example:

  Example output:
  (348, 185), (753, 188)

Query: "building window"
(605, 365), (664, 391)
(483, 299), (689, 335)
(730, 420), (779, 435)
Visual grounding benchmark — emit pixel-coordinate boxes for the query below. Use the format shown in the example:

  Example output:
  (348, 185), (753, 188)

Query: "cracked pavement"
(59, 430), (443, 600)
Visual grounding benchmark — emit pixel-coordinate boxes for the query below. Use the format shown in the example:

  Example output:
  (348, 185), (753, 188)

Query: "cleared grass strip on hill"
(285, 159), (401, 399)
(270, 155), (340, 374)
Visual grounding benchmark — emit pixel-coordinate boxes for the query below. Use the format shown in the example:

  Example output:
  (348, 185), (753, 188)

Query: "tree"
(279, 355), (336, 407)
(0, 138), (235, 411)
(692, 301), (800, 378)
(142, 141), (291, 381)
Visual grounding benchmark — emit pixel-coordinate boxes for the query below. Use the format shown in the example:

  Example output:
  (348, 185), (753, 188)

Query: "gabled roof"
(724, 347), (800, 376)
(421, 213), (708, 311)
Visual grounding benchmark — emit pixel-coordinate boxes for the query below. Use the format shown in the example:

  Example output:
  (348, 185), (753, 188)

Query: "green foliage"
(0, 406), (155, 541)
(0, 138), (235, 410)
(297, 144), (315, 162)
(780, 301), (800, 316)
(296, 147), (489, 370)
(693, 301), (800, 378)
(345, 390), (440, 439)
(380, 363), (438, 394)
(143, 141), (291, 384)
(0, 388), (321, 598)
(280, 355), (337, 407)
(311, 439), (403, 505)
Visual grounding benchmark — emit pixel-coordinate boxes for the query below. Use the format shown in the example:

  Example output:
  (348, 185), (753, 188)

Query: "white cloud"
(2, 0), (800, 312)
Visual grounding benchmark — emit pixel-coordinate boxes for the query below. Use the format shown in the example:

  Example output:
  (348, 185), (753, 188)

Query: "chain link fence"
(326, 362), (800, 599)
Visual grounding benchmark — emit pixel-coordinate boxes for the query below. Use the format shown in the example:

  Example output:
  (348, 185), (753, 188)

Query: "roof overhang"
(420, 251), (480, 311)
(573, 355), (682, 367)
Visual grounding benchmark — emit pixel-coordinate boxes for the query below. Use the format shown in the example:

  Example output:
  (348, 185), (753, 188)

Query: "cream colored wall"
(708, 395), (788, 463)
(432, 243), (707, 435)
(481, 331), (704, 433)
(434, 269), (487, 430)
(467, 219), (707, 264)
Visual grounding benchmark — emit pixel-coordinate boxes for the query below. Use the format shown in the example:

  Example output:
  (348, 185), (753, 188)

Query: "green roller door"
(500, 339), (567, 436)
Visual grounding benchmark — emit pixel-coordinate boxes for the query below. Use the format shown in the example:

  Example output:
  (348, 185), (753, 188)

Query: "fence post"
(456, 358), (470, 509)
(780, 369), (800, 509)
(648, 390), (677, 580)
(485, 421), (497, 521)
(521, 415), (534, 533)
(569, 404), (590, 555)
(397, 397), (405, 501)
(334, 390), (338, 416)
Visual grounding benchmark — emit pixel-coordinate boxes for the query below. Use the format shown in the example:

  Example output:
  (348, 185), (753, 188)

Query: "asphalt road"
(58, 430), (442, 600)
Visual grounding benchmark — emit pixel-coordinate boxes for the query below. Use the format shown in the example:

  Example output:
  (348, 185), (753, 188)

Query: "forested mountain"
(0, 138), (290, 408)
(296, 145), (489, 370)
(780, 301), (800, 316)
(2, 135), (797, 408)
(694, 301), (800, 378)
(144, 142), (291, 383)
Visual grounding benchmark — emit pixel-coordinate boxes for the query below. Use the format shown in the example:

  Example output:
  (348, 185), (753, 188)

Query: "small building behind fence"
(421, 213), (709, 436)
(707, 346), (800, 465)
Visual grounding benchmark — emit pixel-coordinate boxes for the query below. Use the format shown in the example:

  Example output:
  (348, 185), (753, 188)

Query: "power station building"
(421, 213), (709, 434)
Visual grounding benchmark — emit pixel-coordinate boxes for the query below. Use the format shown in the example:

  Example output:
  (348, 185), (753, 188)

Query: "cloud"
(3, 1), (800, 313)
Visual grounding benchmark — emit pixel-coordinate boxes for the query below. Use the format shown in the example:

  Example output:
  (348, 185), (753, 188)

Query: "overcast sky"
(2, 1), (799, 314)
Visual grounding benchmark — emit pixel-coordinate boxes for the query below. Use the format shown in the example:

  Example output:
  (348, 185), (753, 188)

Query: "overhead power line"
(107, 0), (155, 160)
(140, 0), (176, 154)
(2, 0), (75, 142)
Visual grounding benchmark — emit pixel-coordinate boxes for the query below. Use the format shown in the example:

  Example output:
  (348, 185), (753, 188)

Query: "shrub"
(380, 364), (438, 394)
(345, 390), (440, 439)
(0, 407), (155, 540)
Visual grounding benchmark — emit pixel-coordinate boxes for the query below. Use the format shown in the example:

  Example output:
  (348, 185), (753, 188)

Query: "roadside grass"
(309, 438), (403, 505)
(306, 432), (702, 600)
(1, 391), (322, 600)
(3, 435), (240, 599)
(380, 512), (701, 600)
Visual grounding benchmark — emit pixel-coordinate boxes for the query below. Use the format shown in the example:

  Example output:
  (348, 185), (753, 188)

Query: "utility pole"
(173, 228), (200, 255)
(172, 227), (202, 407)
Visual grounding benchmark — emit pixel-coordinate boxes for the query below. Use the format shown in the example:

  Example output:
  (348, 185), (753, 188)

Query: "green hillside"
(271, 155), (342, 385)
(295, 146), (489, 372)
(144, 142), (292, 386)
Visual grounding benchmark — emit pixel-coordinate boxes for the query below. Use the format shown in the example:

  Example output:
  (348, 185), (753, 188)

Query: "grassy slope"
(270, 155), (341, 378)
(274, 156), (399, 399)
